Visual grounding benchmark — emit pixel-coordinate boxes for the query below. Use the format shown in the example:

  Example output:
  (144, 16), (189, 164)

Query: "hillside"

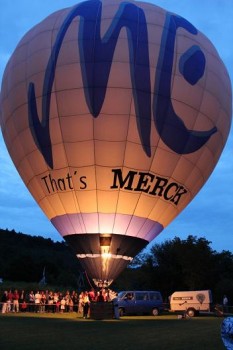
(0, 228), (83, 286)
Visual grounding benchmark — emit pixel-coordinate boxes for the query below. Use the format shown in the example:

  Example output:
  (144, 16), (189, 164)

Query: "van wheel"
(119, 308), (124, 317)
(152, 308), (159, 316)
(186, 308), (196, 317)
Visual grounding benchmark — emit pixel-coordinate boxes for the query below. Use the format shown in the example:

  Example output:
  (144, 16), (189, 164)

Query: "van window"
(135, 292), (149, 301)
(150, 292), (161, 301)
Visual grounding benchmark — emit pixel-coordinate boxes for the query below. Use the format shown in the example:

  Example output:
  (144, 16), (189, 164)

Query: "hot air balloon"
(0, 0), (232, 286)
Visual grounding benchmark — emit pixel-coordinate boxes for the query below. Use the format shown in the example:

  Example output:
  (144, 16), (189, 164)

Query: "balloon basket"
(90, 302), (113, 320)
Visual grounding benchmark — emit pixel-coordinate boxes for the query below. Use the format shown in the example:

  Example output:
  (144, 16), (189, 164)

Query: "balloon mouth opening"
(101, 252), (112, 258)
(77, 253), (133, 261)
(65, 233), (148, 284)
(76, 233), (134, 261)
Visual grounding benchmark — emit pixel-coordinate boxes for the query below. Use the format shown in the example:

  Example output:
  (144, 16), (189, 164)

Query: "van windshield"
(118, 292), (124, 299)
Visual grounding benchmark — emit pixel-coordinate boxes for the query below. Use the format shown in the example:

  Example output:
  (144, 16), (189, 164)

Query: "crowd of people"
(0, 287), (119, 319)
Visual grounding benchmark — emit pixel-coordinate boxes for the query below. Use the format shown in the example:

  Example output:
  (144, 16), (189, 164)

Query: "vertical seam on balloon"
(51, 9), (74, 232)
(129, 5), (146, 239)
(23, 25), (57, 219)
(22, 34), (38, 193)
(50, 10), (80, 234)
(111, 4), (132, 239)
(93, 1), (102, 236)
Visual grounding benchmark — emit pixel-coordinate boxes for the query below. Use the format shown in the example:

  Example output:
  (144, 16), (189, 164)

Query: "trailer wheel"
(186, 308), (196, 317)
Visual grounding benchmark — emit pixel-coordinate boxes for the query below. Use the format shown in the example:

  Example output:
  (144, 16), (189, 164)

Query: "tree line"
(0, 228), (232, 304)
(0, 228), (82, 287)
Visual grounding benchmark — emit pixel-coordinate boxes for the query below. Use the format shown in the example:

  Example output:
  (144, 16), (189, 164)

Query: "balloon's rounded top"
(0, 0), (232, 285)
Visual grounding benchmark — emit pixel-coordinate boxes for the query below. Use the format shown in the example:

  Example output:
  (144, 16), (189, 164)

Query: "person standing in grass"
(223, 295), (229, 313)
(28, 290), (35, 312)
(7, 289), (13, 312)
(21, 300), (28, 312)
(60, 297), (66, 313)
(1, 291), (8, 314)
(12, 289), (20, 313)
(83, 291), (90, 319)
(40, 291), (46, 313)
(78, 291), (84, 314)
(112, 292), (120, 320)
(34, 291), (42, 312)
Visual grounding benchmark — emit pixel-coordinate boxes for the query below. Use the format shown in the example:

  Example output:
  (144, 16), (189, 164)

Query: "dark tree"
(0, 228), (83, 287)
(115, 235), (233, 303)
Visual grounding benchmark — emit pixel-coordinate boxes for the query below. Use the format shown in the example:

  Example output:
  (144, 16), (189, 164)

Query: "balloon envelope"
(0, 0), (232, 286)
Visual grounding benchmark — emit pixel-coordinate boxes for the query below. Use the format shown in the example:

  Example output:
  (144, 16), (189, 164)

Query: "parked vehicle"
(169, 290), (212, 317)
(117, 290), (163, 316)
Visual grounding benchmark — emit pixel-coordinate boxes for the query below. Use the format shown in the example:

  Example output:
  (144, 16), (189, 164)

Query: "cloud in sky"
(0, 0), (232, 252)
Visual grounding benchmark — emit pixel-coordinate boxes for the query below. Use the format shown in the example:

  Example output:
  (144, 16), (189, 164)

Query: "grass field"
(0, 313), (226, 350)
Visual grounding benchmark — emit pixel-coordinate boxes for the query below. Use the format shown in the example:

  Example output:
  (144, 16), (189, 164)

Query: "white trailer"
(170, 290), (212, 317)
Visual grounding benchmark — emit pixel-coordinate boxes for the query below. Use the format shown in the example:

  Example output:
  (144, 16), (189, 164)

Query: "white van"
(169, 290), (212, 317)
